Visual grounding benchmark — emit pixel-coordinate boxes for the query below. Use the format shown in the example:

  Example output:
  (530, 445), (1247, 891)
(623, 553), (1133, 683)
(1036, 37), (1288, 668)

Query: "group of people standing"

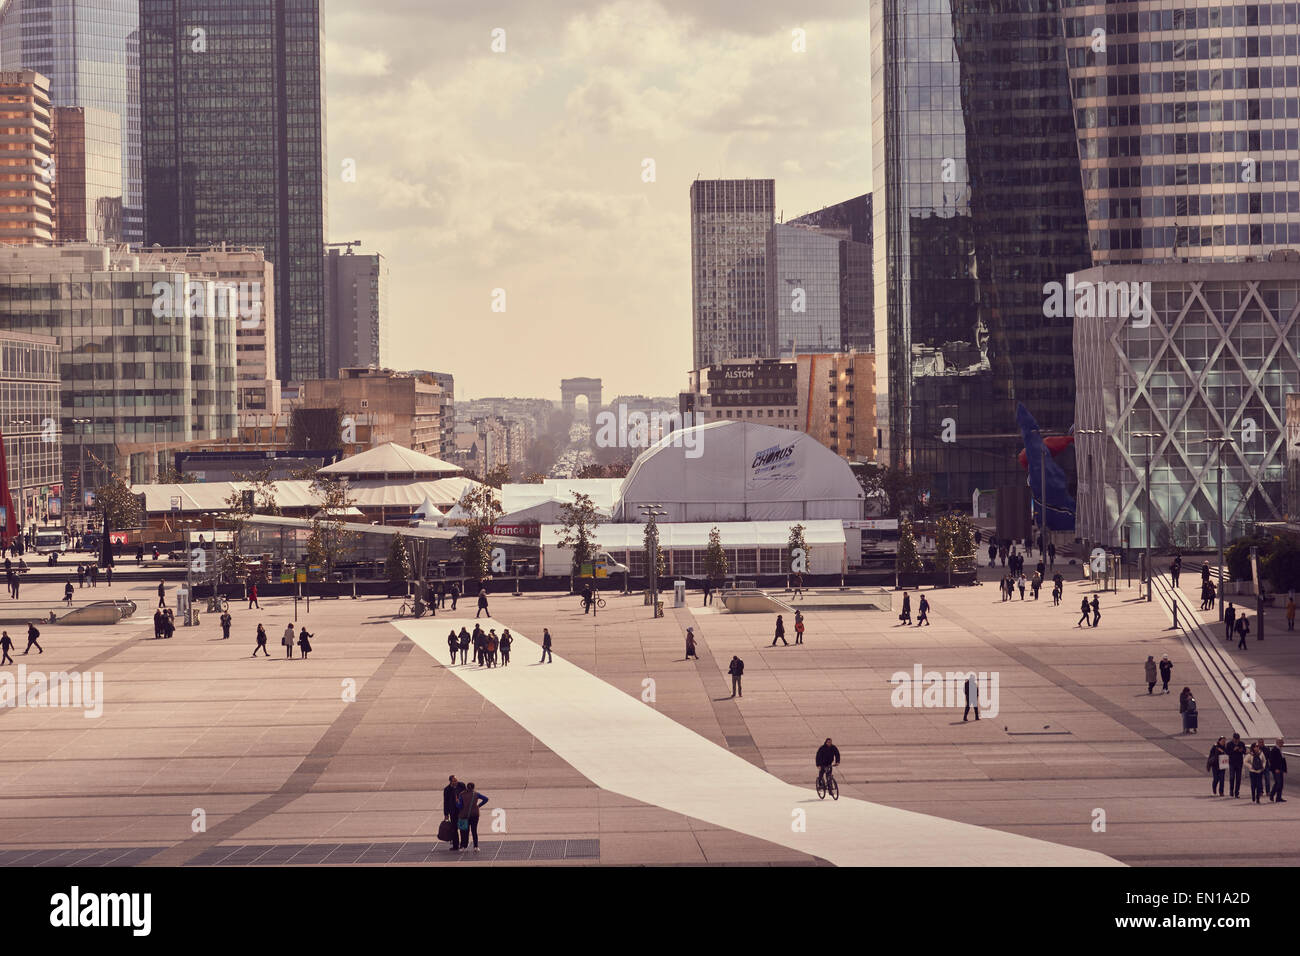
(4, 557), (26, 599)
(152, 607), (177, 639)
(73, 562), (110, 588)
(441, 774), (489, 851)
(446, 624), (515, 667)
(1207, 734), (1287, 803)
(251, 623), (313, 658)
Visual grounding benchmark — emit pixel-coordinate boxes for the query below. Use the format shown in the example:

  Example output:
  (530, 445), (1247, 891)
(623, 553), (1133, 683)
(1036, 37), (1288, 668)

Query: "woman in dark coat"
(447, 630), (459, 665)
(685, 626), (699, 660)
(771, 615), (788, 646)
(298, 627), (313, 659)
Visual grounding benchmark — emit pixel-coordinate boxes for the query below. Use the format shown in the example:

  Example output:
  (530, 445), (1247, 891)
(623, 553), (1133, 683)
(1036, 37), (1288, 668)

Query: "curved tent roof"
(318, 442), (463, 479)
(613, 420), (863, 523)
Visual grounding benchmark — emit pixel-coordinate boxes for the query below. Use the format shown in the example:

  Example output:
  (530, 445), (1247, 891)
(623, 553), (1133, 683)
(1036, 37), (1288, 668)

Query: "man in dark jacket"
(728, 656), (744, 698)
(475, 587), (489, 618)
(458, 627), (470, 665)
(443, 775), (466, 850)
(1227, 733), (1247, 798)
(1267, 738), (1288, 802)
(815, 738), (840, 789)
(1208, 737), (1228, 795)
(1225, 603), (1237, 641)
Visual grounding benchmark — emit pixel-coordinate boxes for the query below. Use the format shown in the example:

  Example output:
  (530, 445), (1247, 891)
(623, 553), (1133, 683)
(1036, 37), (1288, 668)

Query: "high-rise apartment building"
(691, 179), (775, 368)
(51, 105), (122, 243)
(0, 70), (53, 244)
(871, 1), (1096, 503)
(1062, 2), (1300, 264)
(140, 0), (328, 384)
(327, 248), (387, 372)
(797, 351), (877, 464)
(0, 330), (61, 526)
(0, 0), (142, 243)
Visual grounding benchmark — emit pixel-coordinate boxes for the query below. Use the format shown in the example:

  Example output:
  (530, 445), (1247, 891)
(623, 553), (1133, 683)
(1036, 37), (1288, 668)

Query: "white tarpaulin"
(613, 421), (864, 522)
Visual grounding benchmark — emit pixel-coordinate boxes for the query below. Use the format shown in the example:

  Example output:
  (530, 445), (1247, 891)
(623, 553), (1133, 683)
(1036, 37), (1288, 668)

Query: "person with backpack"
(22, 622), (42, 655)
(219, 610), (232, 640)
(0, 630), (11, 665)
(499, 629), (513, 666)
(685, 626), (699, 660)
(253, 623), (270, 657)
(772, 614), (788, 646)
(728, 655), (744, 698)
(455, 783), (489, 852)
(1208, 737), (1228, 795)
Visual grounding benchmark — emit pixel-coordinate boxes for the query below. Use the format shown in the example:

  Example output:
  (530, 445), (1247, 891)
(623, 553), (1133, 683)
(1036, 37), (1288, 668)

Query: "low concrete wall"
(720, 590), (794, 614)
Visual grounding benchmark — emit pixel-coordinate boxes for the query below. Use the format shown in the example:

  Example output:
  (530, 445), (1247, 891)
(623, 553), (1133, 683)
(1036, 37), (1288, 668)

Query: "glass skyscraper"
(139, 0), (329, 384)
(871, 0), (1092, 503)
(788, 193), (874, 353)
(1062, 1), (1300, 264)
(0, 0), (143, 243)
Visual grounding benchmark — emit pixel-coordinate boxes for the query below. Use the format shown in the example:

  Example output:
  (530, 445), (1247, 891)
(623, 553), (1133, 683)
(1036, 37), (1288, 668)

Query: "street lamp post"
(1132, 431), (1162, 603)
(1200, 437), (1231, 621)
(638, 503), (667, 617)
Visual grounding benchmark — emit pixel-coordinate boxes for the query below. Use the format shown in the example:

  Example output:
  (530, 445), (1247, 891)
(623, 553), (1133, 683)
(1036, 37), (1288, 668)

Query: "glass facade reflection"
(52, 106), (122, 242)
(691, 179), (774, 369)
(786, 193), (875, 353)
(872, 0), (1092, 504)
(1063, 1), (1300, 264)
(766, 224), (844, 354)
(140, 0), (328, 384)
(0, 331), (61, 527)
(0, 0), (143, 243)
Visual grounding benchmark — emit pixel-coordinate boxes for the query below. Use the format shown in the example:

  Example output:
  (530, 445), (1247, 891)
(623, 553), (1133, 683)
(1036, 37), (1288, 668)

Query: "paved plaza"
(0, 562), (1297, 866)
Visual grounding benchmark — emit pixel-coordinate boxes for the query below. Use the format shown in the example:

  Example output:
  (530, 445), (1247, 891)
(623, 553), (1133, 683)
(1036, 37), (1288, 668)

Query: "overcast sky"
(322, 0), (870, 401)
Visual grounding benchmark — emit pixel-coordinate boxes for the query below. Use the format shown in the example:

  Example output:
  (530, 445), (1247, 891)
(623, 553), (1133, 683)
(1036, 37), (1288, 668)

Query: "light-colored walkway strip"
(399, 618), (1120, 867)
(1153, 576), (1282, 739)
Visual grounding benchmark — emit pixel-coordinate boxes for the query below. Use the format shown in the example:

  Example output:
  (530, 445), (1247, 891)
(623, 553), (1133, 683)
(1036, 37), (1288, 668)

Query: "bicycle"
(579, 593), (607, 611)
(397, 597), (427, 618)
(816, 765), (839, 801)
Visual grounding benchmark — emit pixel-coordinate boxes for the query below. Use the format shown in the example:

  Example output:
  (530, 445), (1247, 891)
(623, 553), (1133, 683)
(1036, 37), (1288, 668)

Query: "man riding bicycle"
(816, 737), (841, 787)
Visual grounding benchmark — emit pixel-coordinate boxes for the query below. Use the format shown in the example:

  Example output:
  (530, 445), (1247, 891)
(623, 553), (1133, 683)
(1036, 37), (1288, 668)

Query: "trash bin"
(673, 580), (686, 608)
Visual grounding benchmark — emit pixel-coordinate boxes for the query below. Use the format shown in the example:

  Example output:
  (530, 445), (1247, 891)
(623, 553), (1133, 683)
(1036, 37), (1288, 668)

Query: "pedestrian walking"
(703, 582), (713, 606)
(1158, 655), (1172, 694)
(455, 783), (488, 852)
(685, 626), (699, 660)
(88, 564), (97, 587)
(1171, 555), (1181, 588)
(1047, 542), (1056, 569)
(253, 624), (270, 657)
(1031, 571), (1042, 600)
(916, 596), (930, 626)
(458, 627), (470, 665)
(220, 610), (232, 640)
(772, 614), (788, 646)
(447, 630), (459, 665)
(1225, 603), (1237, 641)
(0, 630), (11, 665)
(472, 624), (485, 664)
(248, 583), (259, 609)
(988, 543), (997, 567)
(157, 580), (167, 608)
(499, 629), (512, 665)
(900, 592), (912, 625)
(77, 564), (85, 588)
(1017, 573), (1026, 600)
(792, 573), (804, 599)
(297, 627), (312, 659)
(1077, 597), (1091, 627)
(1267, 739), (1287, 802)
(582, 583), (593, 614)
(450, 581), (460, 611)
(795, 609), (807, 641)
(728, 655), (744, 698)
(1227, 733), (1246, 797)
(1208, 737), (1228, 795)
(136, 545), (144, 566)
(1237, 615), (1250, 649)
(1179, 687), (1198, 734)
(1090, 595), (1101, 627)
(1289, 597), (1297, 631)
(105, 565), (112, 587)
(540, 627), (553, 663)
(963, 673), (980, 721)
(1249, 742), (1267, 803)
(485, 631), (497, 667)
(282, 623), (296, 659)
(1144, 655), (1157, 694)
(22, 622), (41, 655)
(443, 775), (466, 851)
(476, 588), (489, 618)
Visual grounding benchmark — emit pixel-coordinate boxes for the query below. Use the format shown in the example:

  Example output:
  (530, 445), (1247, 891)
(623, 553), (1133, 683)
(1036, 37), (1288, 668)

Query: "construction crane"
(325, 240), (362, 255)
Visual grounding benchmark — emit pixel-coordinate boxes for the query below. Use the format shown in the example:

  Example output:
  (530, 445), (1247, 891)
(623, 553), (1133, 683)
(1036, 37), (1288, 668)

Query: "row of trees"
(1225, 531), (1300, 594)
(895, 513), (976, 577)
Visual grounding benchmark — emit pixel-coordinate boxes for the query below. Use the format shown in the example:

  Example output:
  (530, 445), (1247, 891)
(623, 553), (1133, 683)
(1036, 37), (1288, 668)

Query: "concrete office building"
(0, 330), (61, 526)
(300, 368), (444, 458)
(0, 243), (238, 494)
(140, 0), (328, 383)
(788, 193), (874, 352)
(51, 106), (122, 243)
(691, 179), (775, 368)
(1074, 256), (1300, 550)
(1063, 2), (1300, 264)
(327, 248), (388, 372)
(682, 357), (799, 431)
(133, 244), (279, 415)
(0, 0), (142, 243)
(0, 70), (53, 244)
(796, 351), (877, 464)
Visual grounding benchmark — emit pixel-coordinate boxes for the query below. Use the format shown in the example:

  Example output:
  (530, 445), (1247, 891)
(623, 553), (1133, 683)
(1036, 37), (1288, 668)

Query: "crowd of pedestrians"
(1206, 734), (1287, 803)
(444, 624), (524, 667)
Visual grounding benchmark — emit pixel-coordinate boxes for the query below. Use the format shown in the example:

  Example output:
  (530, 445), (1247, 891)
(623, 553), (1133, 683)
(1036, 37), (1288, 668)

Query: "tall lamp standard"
(638, 503), (667, 617)
(71, 418), (90, 533)
(1076, 428), (1106, 557)
(1199, 437), (1232, 621)
(1131, 431), (1163, 603)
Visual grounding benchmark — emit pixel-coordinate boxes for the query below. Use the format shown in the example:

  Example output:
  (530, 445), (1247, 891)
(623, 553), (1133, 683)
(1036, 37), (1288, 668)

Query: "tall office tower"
(0, 0), (143, 243)
(52, 106), (123, 242)
(327, 248), (388, 372)
(1062, 2), (1300, 263)
(691, 179), (775, 368)
(767, 224), (850, 355)
(0, 70), (53, 244)
(871, 1), (1093, 502)
(789, 193), (874, 352)
(140, 0), (329, 384)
